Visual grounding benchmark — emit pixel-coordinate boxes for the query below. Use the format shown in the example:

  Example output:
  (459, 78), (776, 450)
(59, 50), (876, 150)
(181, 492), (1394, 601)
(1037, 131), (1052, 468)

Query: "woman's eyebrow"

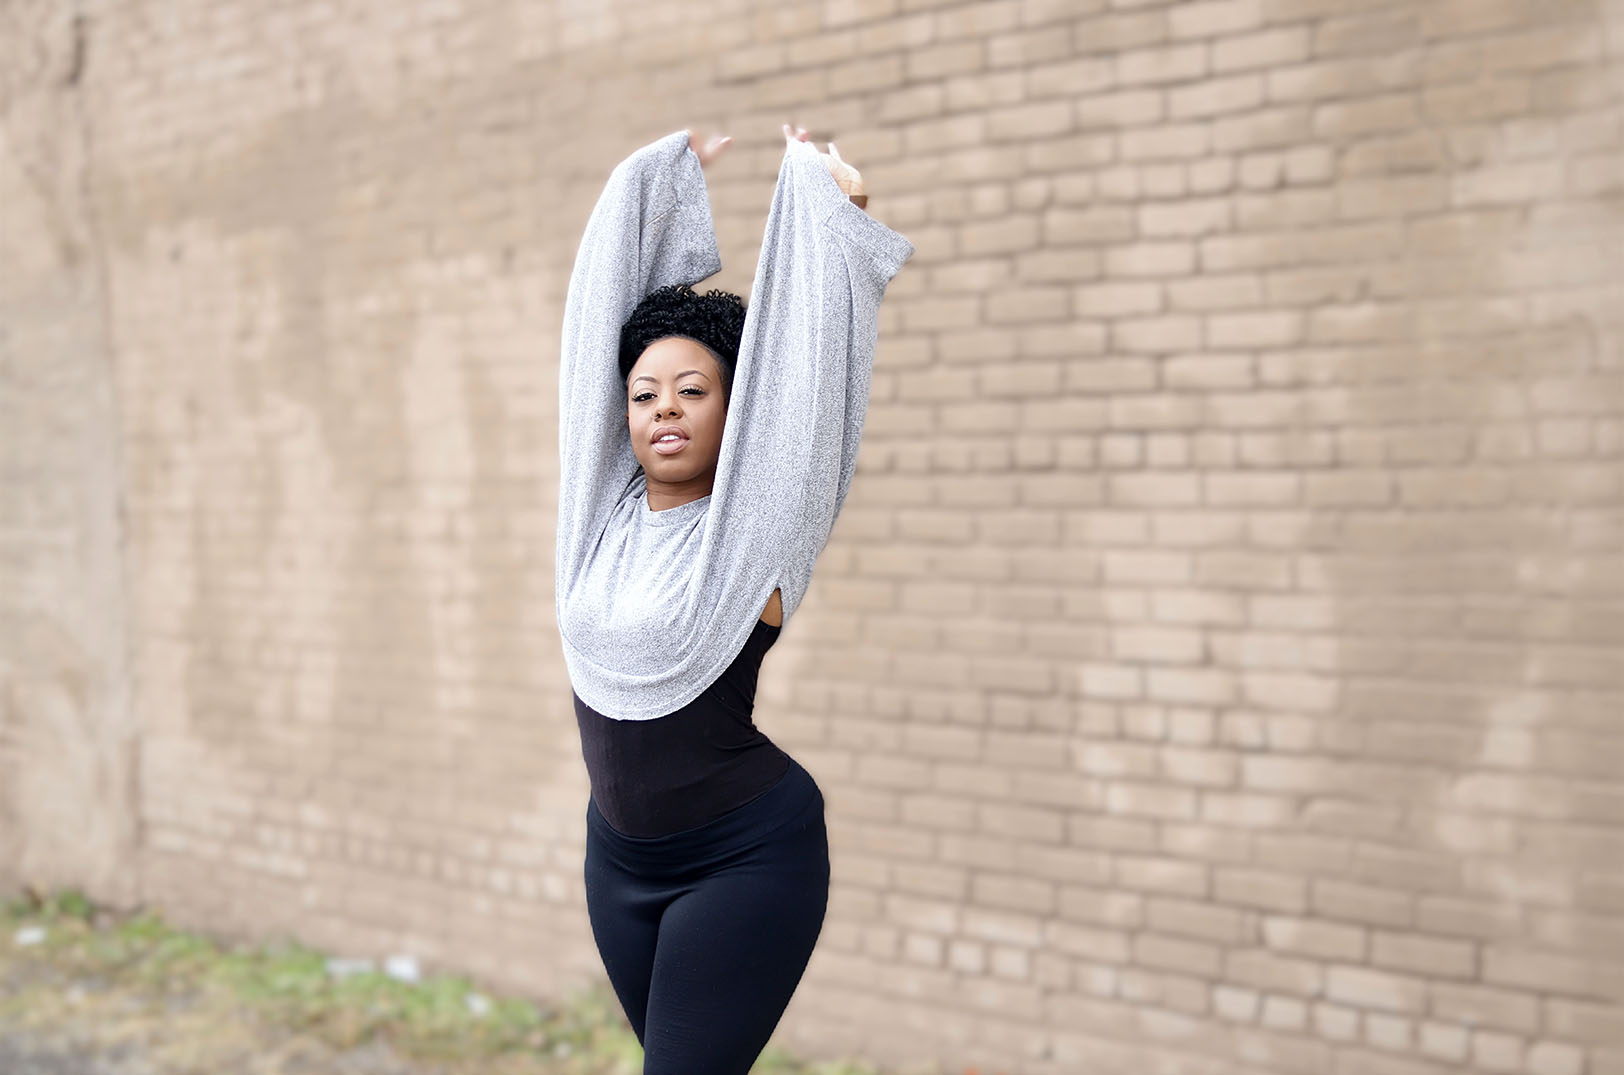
(631, 369), (709, 386)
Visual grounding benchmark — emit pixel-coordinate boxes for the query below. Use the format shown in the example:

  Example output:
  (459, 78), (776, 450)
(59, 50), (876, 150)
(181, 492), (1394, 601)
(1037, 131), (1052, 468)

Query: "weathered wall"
(2, 0), (1622, 1072)
(0, 1), (139, 908)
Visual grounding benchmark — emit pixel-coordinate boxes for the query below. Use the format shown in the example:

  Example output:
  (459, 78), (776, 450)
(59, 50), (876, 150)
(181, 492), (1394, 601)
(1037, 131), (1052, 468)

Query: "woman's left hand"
(783, 122), (868, 209)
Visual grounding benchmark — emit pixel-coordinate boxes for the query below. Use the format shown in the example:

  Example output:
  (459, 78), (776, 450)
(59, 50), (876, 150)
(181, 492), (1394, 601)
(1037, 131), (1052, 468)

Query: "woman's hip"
(586, 754), (826, 881)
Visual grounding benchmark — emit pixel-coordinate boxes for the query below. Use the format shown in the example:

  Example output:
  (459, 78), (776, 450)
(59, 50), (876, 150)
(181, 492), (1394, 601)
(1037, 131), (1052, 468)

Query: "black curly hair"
(618, 284), (748, 398)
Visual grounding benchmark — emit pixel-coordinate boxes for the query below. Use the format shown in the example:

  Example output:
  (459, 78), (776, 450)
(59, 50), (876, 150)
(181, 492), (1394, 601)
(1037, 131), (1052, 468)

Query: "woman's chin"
(643, 459), (694, 480)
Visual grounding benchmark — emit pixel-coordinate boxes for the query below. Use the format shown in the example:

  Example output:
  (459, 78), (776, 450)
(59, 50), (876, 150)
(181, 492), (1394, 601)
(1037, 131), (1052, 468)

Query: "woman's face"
(625, 336), (728, 487)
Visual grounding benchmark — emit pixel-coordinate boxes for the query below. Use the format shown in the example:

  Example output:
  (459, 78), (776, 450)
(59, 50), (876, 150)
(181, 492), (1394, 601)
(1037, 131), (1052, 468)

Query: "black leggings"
(583, 755), (830, 1074)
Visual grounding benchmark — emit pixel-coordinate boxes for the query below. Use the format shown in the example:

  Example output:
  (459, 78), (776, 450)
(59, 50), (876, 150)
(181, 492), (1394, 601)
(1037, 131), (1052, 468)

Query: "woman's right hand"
(687, 130), (732, 170)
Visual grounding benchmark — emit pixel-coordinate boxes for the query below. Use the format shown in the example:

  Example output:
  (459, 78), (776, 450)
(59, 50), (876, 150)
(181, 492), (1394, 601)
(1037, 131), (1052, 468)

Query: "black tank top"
(574, 618), (790, 837)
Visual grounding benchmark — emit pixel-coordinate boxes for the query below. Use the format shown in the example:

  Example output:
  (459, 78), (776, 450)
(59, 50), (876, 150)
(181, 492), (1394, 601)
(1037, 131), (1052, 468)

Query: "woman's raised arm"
(555, 129), (724, 592)
(698, 128), (915, 632)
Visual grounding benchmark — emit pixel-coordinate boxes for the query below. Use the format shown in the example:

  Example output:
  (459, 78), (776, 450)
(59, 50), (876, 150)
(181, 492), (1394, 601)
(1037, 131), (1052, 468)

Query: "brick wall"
(2, 0), (1621, 1072)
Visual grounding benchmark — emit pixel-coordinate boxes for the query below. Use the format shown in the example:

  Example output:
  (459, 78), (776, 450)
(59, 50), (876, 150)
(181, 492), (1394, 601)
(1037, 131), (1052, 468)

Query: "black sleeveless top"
(574, 618), (790, 837)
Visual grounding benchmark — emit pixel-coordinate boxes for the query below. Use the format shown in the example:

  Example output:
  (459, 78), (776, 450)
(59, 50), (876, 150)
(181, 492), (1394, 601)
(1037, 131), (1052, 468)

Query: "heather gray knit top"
(555, 128), (914, 721)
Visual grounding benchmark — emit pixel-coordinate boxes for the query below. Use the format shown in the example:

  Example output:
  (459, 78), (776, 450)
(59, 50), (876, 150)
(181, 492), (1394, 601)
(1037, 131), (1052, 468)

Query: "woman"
(554, 121), (914, 1073)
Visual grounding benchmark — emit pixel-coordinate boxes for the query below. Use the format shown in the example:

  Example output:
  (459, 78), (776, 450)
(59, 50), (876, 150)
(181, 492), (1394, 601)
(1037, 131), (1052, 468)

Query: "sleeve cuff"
(823, 194), (916, 281)
(786, 139), (915, 280)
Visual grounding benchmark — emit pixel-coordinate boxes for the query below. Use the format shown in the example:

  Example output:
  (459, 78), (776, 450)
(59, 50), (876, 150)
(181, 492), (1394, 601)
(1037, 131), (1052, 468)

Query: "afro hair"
(618, 284), (748, 397)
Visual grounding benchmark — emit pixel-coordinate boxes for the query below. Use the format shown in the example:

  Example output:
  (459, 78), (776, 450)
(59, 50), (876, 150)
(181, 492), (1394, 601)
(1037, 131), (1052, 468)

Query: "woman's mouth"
(653, 434), (688, 455)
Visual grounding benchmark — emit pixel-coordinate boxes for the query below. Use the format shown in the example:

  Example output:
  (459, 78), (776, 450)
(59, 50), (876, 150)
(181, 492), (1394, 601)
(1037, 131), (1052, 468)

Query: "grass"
(0, 886), (888, 1075)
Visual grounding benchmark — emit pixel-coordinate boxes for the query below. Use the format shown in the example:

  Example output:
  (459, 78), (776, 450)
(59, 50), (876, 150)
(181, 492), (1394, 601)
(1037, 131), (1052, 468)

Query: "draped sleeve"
(555, 129), (722, 606)
(701, 137), (916, 630)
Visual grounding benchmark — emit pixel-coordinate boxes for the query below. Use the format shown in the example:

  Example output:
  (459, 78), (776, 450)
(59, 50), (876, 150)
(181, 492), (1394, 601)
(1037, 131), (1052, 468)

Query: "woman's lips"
(653, 436), (688, 455)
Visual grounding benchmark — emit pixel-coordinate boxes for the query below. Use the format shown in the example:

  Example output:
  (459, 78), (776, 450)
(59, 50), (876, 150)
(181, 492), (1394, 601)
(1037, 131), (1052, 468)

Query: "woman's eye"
(630, 388), (702, 403)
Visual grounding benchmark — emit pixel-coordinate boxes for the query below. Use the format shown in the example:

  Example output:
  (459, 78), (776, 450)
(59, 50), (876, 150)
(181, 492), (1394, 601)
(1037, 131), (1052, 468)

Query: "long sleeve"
(704, 137), (916, 626)
(555, 130), (722, 606)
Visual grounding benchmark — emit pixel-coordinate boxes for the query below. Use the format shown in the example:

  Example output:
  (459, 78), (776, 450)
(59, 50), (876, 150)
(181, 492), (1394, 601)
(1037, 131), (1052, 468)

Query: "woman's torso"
(574, 616), (790, 838)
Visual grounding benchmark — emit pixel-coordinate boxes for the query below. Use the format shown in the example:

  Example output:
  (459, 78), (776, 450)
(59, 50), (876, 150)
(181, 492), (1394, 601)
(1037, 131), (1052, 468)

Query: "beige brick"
(905, 40), (986, 80)
(1016, 845), (1112, 887)
(892, 861), (969, 901)
(1315, 8), (1422, 56)
(1114, 314), (1204, 353)
(985, 286), (1069, 323)
(935, 0), (1019, 38)
(1140, 197), (1233, 237)
(1213, 25), (1311, 72)
(1543, 997), (1624, 1047)
(1527, 1041), (1586, 1075)
(1147, 897), (1249, 944)
(1015, 247), (1103, 283)
(1122, 123), (1214, 162)
(1429, 982), (1541, 1034)
(1370, 930), (1476, 980)
(1059, 884), (1146, 928)
(1307, 1001), (1360, 1042)
(828, 52), (906, 92)
(878, 83), (947, 123)
(1075, 88), (1165, 128)
(1044, 204), (1137, 244)
(823, 0), (901, 26)
(1214, 105), (1314, 152)
(1217, 867), (1309, 913)
(972, 872), (1058, 914)
(1135, 932), (1223, 976)
(960, 214), (1042, 256)
(1484, 944), (1623, 998)
(885, 893), (960, 934)
(1047, 919), (1134, 962)
(1115, 854), (1210, 898)
(1170, 0), (1263, 39)
(1207, 311), (1304, 349)
(942, 69), (1027, 111)
(947, 938), (986, 974)
(1072, 8), (1170, 53)
(1226, 948), (1325, 996)
(1171, 73), (1265, 119)
(964, 906), (1045, 948)
(1472, 1030), (1525, 1072)
(1262, 915), (1366, 961)
(854, 10), (936, 51)
(1214, 982), (1261, 1021)
(1261, 994), (1310, 1031)
(1105, 240), (1199, 276)
(1419, 1020), (1471, 1062)
(987, 100), (1075, 142)
(978, 801), (1066, 844)
(1118, 43), (1208, 86)
(988, 26), (1075, 68)
(1326, 965), (1428, 1014)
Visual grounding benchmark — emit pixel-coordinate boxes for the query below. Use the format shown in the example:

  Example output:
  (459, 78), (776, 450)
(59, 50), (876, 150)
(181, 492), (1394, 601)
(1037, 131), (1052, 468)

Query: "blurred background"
(1, 0), (1621, 1072)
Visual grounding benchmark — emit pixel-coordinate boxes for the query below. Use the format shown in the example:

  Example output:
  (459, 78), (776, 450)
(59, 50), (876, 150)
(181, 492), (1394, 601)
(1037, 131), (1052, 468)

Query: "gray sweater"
(555, 129), (915, 720)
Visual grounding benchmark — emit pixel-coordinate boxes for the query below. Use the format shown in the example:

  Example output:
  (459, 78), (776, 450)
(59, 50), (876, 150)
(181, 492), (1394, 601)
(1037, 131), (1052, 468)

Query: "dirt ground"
(0, 901), (646, 1075)
(0, 945), (468, 1075)
(0, 897), (876, 1075)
